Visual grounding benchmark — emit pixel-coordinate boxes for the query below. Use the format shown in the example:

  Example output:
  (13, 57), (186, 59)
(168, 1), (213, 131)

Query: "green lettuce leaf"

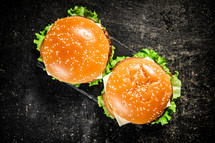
(97, 89), (114, 119)
(89, 45), (116, 87)
(89, 79), (103, 87)
(171, 71), (181, 100)
(37, 56), (43, 62)
(102, 46), (129, 77)
(70, 83), (81, 88)
(34, 24), (52, 51)
(34, 6), (110, 87)
(151, 71), (181, 125)
(134, 49), (170, 74)
(98, 49), (182, 126)
(68, 6), (101, 23)
(97, 53), (129, 119)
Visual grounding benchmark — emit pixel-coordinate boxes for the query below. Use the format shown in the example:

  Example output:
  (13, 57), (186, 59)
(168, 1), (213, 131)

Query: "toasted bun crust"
(40, 16), (111, 84)
(105, 57), (173, 124)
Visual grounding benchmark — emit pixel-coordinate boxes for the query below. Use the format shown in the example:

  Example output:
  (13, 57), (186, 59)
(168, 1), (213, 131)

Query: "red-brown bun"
(104, 57), (173, 124)
(40, 16), (111, 84)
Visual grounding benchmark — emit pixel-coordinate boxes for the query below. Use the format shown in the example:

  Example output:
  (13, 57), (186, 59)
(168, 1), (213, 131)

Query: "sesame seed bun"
(104, 57), (173, 124)
(40, 16), (111, 84)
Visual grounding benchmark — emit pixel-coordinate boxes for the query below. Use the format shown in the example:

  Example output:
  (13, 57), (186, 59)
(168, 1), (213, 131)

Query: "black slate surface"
(1, 0), (215, 142)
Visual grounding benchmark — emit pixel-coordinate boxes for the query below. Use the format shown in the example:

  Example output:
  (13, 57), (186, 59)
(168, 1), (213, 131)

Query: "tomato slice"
(103, 92), (115, 118)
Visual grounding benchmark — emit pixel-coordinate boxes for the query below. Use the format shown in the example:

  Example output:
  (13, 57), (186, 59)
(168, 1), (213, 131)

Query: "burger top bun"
(40, 16), (111, 84)
(104, 57), (173, 125)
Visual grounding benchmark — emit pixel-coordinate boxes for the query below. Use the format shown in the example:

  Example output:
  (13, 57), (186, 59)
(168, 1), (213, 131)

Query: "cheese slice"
(144, 56), (154, 62)
(166, 100), (171, 108)
(96, 23), (102, 29)
(113, 112), (131, 126)
(46, 69), (51, 76)
(95, 74), (103, 79)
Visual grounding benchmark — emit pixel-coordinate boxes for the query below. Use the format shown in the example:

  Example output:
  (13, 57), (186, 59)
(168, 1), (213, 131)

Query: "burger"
(34, 6), (114, 86)
(40, 16), (112, 84)
(98, 49), (181, 126)
(34, 6), (182, 126)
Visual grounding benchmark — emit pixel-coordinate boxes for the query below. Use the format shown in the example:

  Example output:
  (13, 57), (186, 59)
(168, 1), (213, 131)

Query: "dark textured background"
(1, 0), (215, 142)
